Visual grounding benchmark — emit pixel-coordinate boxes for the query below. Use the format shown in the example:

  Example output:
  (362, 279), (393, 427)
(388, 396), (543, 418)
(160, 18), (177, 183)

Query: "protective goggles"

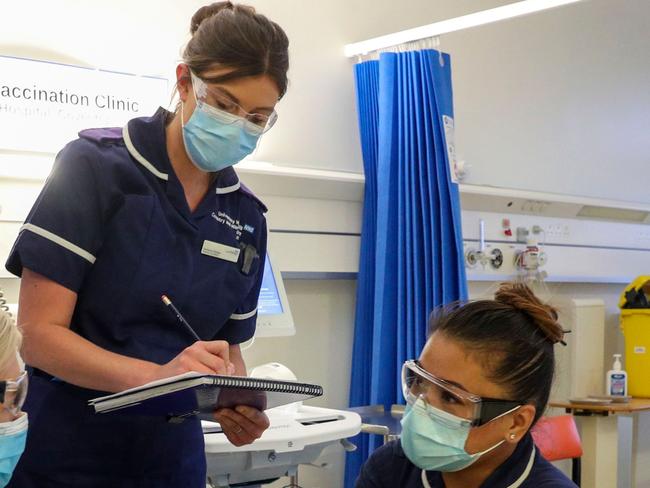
(190, 71), (278, 135)
(0, 370), (28, 416)
(401, 360), (522, 427)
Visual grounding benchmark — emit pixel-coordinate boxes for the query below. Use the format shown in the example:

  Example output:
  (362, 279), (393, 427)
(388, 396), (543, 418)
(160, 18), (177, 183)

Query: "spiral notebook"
(88, 372), (323, 419)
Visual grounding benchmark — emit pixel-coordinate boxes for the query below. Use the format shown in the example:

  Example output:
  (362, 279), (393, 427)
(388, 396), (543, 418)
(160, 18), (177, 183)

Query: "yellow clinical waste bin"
(619, 276), (650, 398)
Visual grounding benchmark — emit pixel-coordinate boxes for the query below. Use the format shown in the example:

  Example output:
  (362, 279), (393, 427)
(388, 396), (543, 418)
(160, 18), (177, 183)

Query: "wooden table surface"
(550, 397), (650, 414)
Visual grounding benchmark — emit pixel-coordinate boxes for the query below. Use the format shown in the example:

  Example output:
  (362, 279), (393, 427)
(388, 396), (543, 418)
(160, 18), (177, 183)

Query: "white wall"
(448, 0), (650, 204)
(244, 0), (650, 203)
(4, 1), (647, 202)
(236, 0), (514, 174)
(0, 0), (507, 173)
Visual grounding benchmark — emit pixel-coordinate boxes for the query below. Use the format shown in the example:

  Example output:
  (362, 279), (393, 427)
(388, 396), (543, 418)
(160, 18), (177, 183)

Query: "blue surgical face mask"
(181, 98), (262, 173)
(400, 399), (505, 472)
(0, 414), (28, 487)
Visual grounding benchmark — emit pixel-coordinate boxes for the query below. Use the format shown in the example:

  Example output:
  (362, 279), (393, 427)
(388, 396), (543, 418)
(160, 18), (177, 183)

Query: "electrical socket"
(545, 223), (570, 242)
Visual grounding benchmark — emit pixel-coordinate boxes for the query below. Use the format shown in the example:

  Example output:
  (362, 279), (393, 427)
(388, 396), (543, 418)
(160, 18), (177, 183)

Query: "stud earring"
(509, 433), (516, 440)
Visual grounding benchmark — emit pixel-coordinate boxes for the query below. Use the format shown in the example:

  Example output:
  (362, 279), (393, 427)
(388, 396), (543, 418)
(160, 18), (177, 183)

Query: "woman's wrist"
(124, 360), (160, 389)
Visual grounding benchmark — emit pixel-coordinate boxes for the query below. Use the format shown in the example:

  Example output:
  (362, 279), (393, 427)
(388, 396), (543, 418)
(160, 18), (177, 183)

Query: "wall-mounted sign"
(0, 55), (169, 153)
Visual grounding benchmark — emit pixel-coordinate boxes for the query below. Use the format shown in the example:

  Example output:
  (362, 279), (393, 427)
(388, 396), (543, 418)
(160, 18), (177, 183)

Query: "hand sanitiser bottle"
(606, 354), (628, 397)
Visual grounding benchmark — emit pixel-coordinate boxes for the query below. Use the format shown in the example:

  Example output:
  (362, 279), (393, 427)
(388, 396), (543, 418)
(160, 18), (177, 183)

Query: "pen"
(161, 294), (201, 342)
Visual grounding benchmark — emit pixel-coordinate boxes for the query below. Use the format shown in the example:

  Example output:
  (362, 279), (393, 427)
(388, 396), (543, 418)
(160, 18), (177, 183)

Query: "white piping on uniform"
(507, 446), (536, 488)
(122, 125), (169, 181)
(230, 308), (257, 320)
(216, 181), (241, 194)
(421, 469), (431, 488)
(419, 446), (536, 488)
(20, 224), (96, 264)
(121, 123), (241, 193)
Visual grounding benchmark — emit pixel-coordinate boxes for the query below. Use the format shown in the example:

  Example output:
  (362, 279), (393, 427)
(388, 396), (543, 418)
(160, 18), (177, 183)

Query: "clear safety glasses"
(0, 371), (28, 416)
(190, 71), (278, 136)
(401, 360), (522, 427)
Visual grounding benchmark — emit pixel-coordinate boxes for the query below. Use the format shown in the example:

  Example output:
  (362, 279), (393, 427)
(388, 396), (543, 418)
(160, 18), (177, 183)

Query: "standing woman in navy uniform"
(4, 2), (288, 486)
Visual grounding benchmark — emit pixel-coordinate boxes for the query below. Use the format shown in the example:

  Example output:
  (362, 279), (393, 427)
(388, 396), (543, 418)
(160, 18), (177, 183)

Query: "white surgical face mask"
(0, 414), (28, 487)
(181, 71), (267, 173)
(181, 99), (262, 173)
(400, 398), (506, 472)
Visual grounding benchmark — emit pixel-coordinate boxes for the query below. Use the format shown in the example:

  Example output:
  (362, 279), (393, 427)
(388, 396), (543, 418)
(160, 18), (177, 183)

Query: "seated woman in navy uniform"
(4, 2), (288, 487)
(356, 282), (577, 488)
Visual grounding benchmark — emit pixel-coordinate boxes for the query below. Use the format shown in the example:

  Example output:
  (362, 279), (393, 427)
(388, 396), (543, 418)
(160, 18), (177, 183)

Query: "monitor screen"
(255, 253), (294, 337)
(258, 257), (284, 315)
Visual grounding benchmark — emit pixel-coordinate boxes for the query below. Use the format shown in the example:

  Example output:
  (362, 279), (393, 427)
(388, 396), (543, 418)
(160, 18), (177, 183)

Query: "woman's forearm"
(22, 322), (157, 392)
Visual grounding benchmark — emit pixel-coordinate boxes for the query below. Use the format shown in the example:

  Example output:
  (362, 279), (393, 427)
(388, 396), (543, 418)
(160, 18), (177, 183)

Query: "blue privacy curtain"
(344, 49), (467, 486)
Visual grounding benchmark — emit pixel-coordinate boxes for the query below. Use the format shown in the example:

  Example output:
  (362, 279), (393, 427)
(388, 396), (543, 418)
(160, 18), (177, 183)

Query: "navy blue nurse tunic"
(356, 434), (577, 488)
(5, 108), (268, 487)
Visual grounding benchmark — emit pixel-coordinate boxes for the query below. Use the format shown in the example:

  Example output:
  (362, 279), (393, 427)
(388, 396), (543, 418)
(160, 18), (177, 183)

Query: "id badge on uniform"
(201, 240), (241, 263)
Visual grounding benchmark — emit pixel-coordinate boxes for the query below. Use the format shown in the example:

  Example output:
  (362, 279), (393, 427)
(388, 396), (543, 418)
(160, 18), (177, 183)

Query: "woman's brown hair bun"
(190, 1), (235, 35)
(494, 282), (565, 345)
(182, 2), (290, 98)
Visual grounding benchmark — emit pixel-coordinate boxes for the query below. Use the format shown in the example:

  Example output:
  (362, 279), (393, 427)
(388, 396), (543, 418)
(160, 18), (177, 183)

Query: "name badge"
(201, 240), (241, 263)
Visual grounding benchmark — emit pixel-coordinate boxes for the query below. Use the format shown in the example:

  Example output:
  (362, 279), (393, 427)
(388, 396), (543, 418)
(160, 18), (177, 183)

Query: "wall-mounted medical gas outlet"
(515, 244), (547, 272)
(463, 242), (519, 277)
(514, 225), (547, 275)
(490, 248), (504, 269)
(464, 219), (504, 269)
(464, 220), (549, 279)
(462, 210), (650, 283)
(466, 247), (504, 269)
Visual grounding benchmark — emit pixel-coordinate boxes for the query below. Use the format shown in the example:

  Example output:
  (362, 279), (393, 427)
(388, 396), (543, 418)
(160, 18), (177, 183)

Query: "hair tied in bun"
(494, 282), (567, 346)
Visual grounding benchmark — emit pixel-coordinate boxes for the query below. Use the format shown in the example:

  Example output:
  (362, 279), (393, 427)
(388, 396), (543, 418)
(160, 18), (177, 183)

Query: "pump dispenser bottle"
(606, 354), (628, 396)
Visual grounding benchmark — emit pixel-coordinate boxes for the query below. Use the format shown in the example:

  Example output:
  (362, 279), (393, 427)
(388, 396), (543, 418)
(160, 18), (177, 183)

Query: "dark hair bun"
(495, 282), (565, 344)
(191, 1), (241, 35)
(183, 1), (289, 98)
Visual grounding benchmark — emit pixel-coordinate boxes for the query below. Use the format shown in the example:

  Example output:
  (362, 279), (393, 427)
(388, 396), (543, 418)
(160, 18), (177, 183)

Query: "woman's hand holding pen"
(152, 341), (236, 380)
(156, 294), (268, 446)
(155, 295), (235, 380)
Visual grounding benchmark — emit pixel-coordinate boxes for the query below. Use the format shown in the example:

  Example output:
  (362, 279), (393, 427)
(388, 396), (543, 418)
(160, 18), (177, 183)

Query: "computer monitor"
(255, 253), (295, 337)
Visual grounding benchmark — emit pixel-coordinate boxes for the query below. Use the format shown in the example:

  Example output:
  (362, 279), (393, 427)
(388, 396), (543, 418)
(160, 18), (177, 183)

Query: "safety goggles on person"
(189, 71), (278, 135)
(401, 360), (522, 427)
(0, 371), (28, 417)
